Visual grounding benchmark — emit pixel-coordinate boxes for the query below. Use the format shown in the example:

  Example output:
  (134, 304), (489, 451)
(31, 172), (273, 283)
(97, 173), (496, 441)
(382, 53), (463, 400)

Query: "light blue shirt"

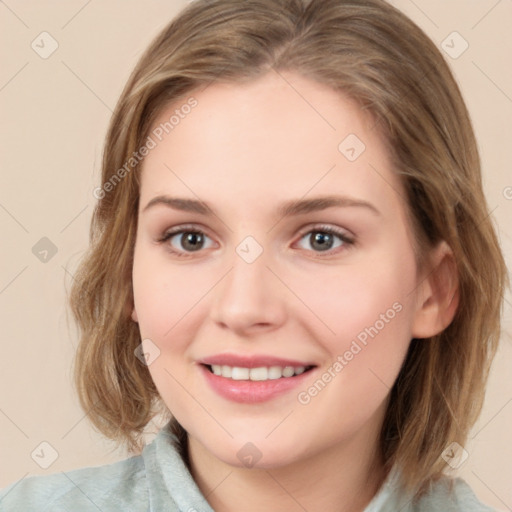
(0, 421), (497, 511)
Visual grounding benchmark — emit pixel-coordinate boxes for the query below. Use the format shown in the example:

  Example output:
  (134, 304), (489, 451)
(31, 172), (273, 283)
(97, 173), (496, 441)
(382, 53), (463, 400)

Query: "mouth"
(202, 363), (316, 381)
(198, 354), (318, 403)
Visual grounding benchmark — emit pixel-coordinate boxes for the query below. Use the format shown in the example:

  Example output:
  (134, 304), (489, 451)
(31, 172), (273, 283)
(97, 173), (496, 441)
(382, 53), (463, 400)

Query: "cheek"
(293, 256), (416, 349)
(288, 271), (415, 444)
(291, 250), (417, 400)
(131, 252), (200, 412)
(132, 252), (211, 343)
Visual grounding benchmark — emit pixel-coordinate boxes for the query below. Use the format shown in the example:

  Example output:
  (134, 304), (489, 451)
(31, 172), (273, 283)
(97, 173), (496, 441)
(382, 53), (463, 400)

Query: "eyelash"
(156, 224), (355, 258)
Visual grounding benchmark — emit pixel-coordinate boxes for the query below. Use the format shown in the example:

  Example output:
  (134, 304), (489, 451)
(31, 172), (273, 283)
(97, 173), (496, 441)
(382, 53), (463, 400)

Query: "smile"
(198, 355), (318, 403)
(206, 364), (312, 381)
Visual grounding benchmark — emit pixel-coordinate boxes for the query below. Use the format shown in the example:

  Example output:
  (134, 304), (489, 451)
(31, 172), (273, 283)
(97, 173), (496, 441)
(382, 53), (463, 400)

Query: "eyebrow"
(142, 194), (381, 217)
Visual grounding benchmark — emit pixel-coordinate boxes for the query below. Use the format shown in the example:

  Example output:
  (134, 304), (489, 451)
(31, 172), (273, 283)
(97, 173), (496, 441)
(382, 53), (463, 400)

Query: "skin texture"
(131, 70), (458, 512)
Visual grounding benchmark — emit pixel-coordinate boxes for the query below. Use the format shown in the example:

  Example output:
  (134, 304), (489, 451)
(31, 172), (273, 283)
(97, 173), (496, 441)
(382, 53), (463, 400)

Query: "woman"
(1, 0), (507, 510)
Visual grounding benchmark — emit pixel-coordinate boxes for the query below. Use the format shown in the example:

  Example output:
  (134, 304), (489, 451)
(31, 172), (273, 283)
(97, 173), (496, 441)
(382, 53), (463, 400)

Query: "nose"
(209, 245), (287, 336)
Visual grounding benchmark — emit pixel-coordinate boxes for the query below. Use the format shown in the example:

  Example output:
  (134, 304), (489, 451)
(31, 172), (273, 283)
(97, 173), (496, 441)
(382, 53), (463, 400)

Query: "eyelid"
(156, 224), (216, 258)
(157, 223), (352, 242)
(293, 223), (355, 255)
(158, 222), (355, 257)
(158, 222), (212, 239)
(296, 223), (353, 240)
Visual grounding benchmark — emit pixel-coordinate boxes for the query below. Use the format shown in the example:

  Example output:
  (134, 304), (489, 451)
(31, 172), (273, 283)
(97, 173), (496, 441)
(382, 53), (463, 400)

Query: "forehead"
(139, 70), (405, 220)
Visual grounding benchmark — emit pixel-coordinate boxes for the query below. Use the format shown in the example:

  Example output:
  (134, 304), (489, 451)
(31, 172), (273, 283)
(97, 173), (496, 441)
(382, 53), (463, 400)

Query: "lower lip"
(200, 365), (314, 403)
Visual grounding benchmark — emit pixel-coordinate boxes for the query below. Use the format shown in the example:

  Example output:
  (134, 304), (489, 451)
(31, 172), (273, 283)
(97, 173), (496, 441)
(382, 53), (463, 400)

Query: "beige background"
(1, 0), (511, 509)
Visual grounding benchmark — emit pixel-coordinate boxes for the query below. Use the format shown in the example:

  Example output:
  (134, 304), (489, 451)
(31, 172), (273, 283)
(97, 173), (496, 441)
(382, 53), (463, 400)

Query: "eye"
(295, 225), (354, 254)
(157, 224), (354, 258)
(157, 225), (215, 257)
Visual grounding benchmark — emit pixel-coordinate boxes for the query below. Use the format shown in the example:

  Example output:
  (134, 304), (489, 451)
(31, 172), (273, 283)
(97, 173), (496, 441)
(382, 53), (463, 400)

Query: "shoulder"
(413, 476), (497, 512)
(366, 471), (498, 512)
(0, 454), (147, 512)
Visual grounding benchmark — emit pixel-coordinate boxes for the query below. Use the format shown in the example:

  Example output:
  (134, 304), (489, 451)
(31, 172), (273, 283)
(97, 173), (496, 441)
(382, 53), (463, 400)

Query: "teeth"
(268, 366), (283, 380)
(209, 364), (308, 381)
(250, 367), (268, 381)
(282, 366), (295, 378)
(231, 367), (250, 380)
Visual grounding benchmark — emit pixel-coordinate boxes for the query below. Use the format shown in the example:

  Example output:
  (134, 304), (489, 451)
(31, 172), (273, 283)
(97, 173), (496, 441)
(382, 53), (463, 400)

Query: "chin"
(205, 435), (309, 470)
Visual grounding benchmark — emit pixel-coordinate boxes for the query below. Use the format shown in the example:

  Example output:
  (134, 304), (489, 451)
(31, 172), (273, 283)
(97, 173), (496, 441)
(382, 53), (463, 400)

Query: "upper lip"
(199, 353), (316, 368)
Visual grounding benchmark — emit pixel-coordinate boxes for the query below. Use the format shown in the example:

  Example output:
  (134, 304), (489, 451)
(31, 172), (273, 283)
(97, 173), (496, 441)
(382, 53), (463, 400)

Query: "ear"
(411, 241), (459, 339)
(131, 305), (138, 323)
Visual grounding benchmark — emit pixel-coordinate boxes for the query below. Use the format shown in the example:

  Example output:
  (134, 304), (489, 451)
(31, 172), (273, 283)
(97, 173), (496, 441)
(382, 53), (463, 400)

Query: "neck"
(187, 422), (387, 512)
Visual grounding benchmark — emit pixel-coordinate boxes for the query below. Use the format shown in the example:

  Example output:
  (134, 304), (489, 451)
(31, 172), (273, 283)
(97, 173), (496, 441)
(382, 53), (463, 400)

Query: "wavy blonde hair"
(69, 0), (508, 498)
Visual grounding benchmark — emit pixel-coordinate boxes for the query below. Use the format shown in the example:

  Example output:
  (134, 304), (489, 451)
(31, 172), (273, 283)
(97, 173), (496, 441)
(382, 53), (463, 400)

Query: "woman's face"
(131, 71), (429, 468)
